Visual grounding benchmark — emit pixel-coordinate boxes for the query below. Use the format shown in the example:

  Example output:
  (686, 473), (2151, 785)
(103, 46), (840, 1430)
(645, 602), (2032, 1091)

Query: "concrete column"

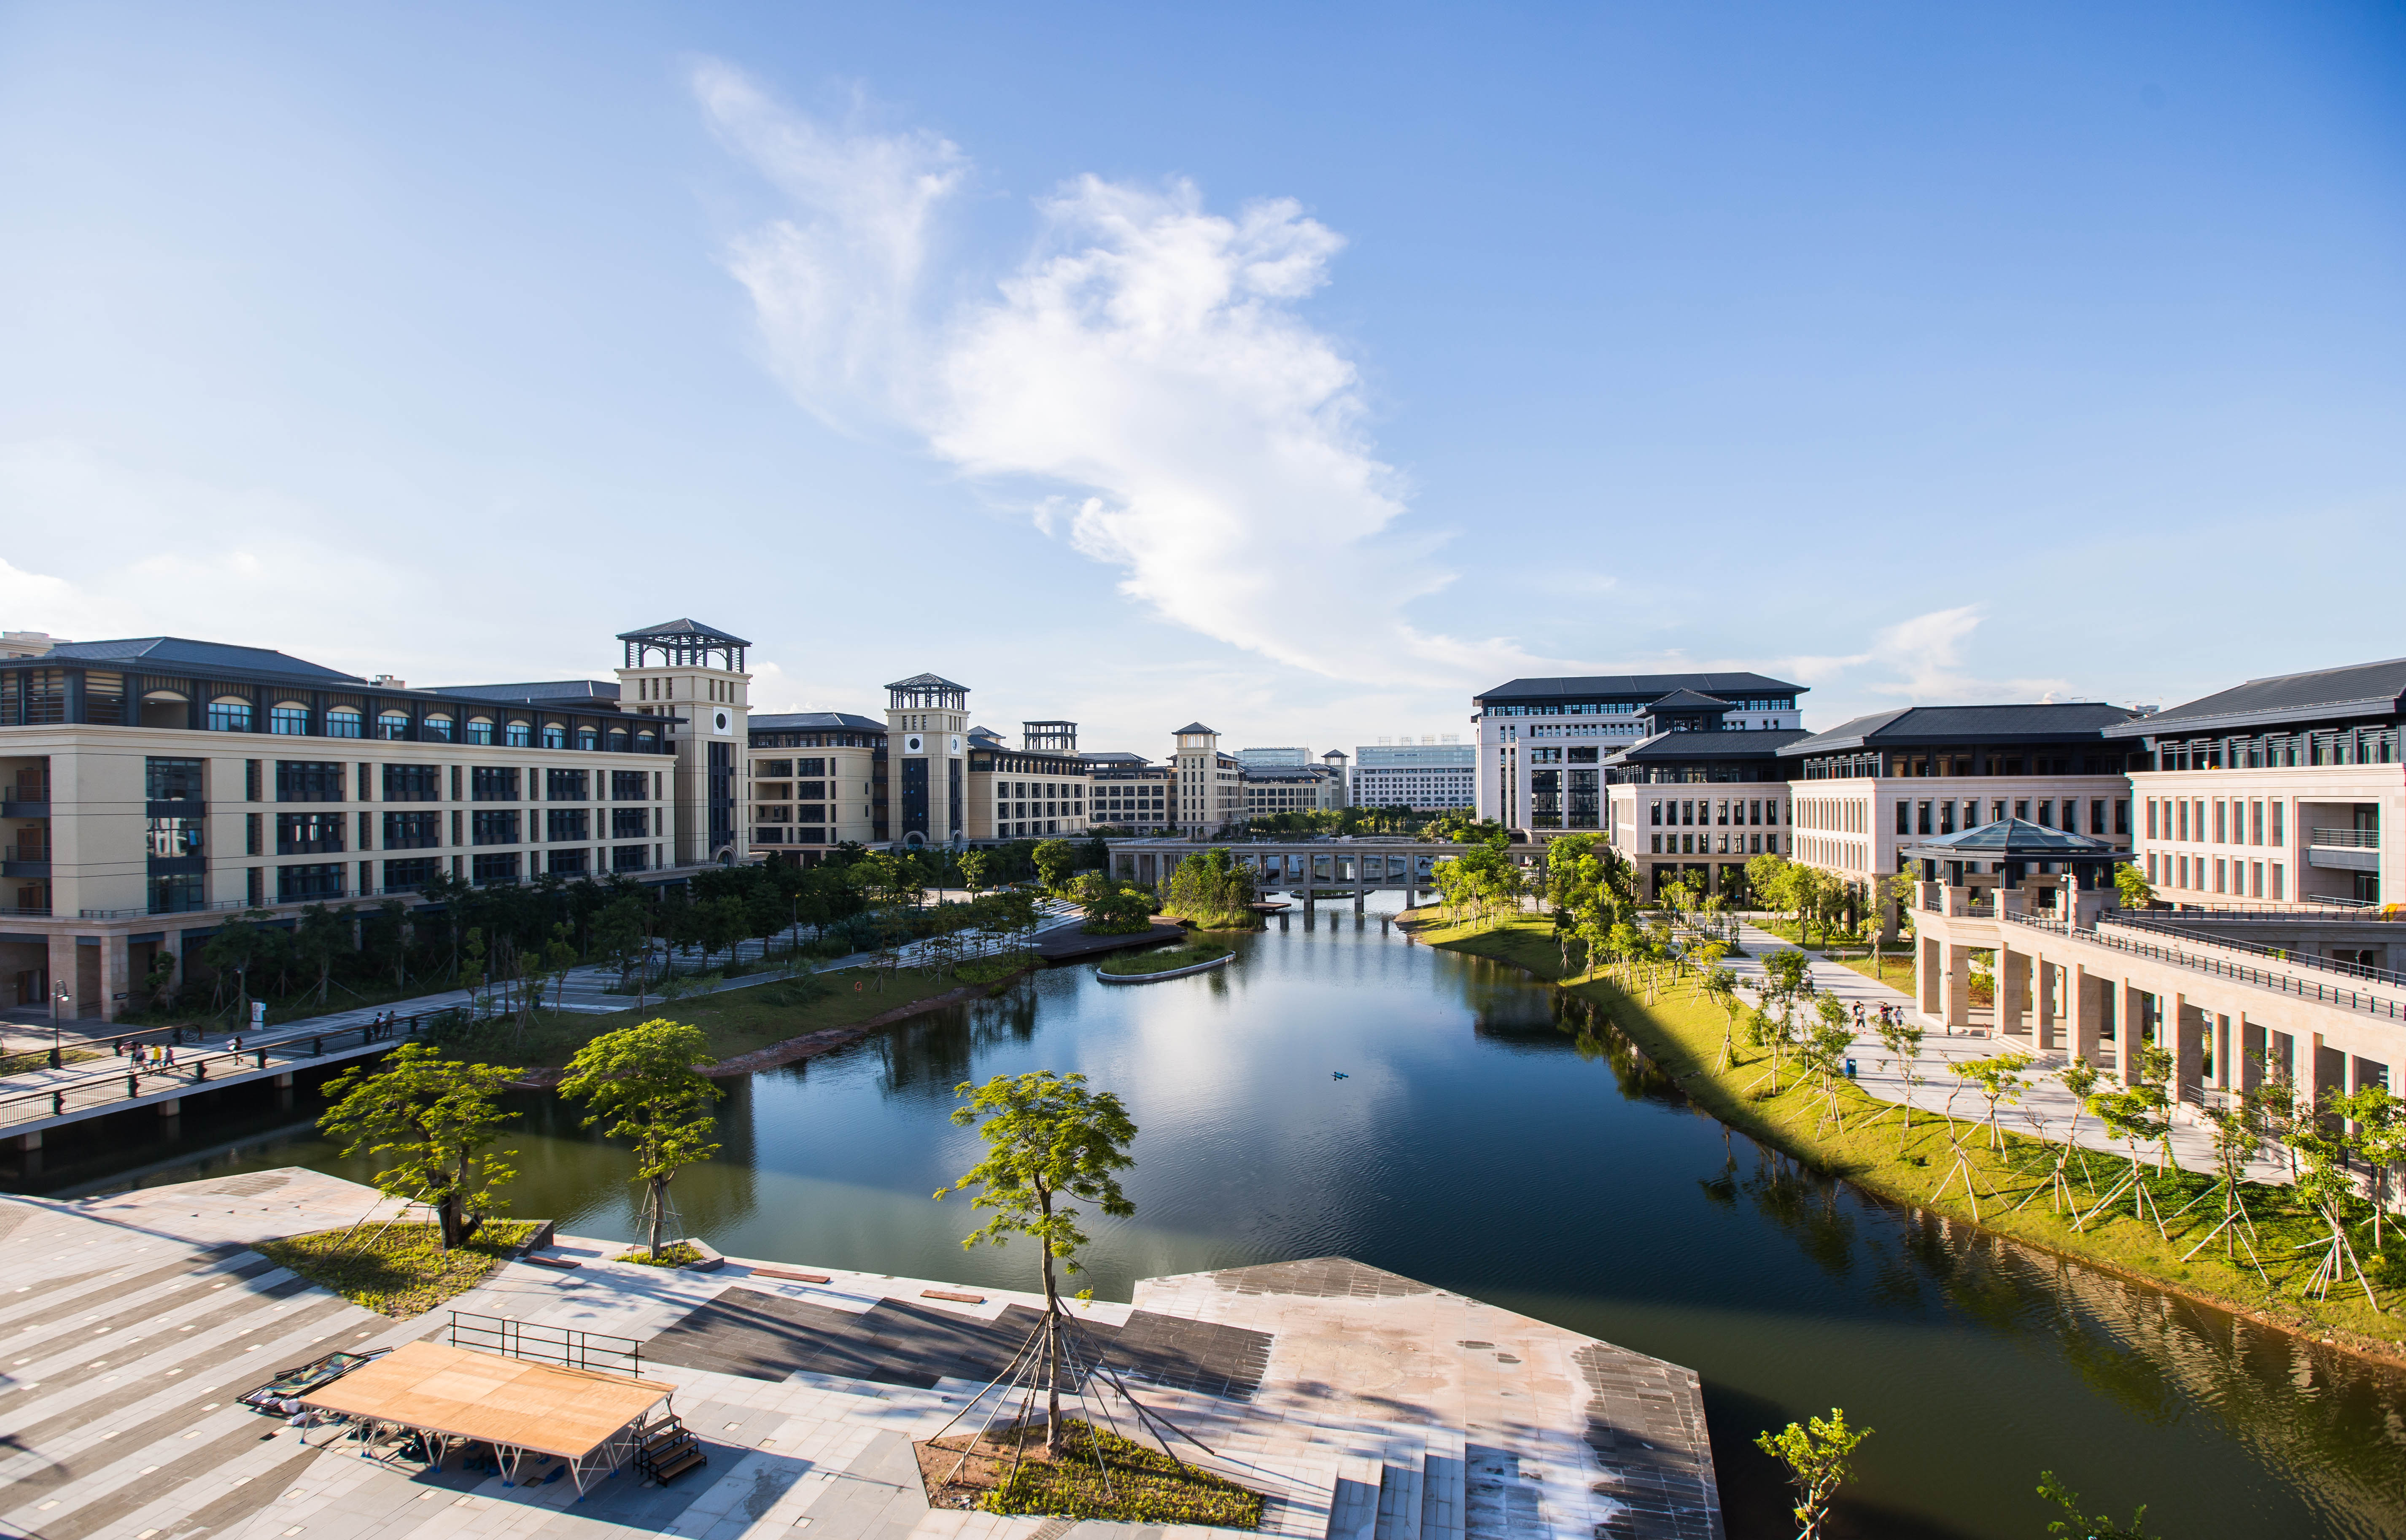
(2215, 1014), (2231, 1091)
(1943, 942), (1974, 1031)
(2174, 996), (2205, 1105)
(2066, 964), (2102, 1068)
(45, 934), (75, 1024)
(1997, 945), (2028, 1039)
(100, 934), (130, 1024)
(2239, 1018), (2266, 1093)
(2034, 958), (2058, 1050)
(2118, 981), (2150, 1085)
(2309, 1033), (2345, 1115)
(1918, 935), (1942, 1017)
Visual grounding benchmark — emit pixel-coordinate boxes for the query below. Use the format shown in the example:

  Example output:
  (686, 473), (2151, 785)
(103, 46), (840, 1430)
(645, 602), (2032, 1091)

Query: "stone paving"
(0, 1171), (1722, 1540)
(1718, 921), (2292, 1185)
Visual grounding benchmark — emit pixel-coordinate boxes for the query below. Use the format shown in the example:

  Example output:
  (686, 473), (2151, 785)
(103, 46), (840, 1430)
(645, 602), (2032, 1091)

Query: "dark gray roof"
(424, 679), (621, 704)
(968, 725), (1005, 742)
(1606, 728), (1811, 764)
(35, 636), (360, 681)
(1782, 703), (2142, 755)
(1173, 722), (1218, 735)
(1903, 816), (2127, 860)
(2102, 657), (2406, 739)
(1476, 672), (1802, 703)
(1243, 765), (1334, 782)
(749, 711), (886, 733)
(618, 619), (751, 646)
(1646, 689), (1731, 711)
(886, 671), (967, 691)
(1081, 751), (1152, 766)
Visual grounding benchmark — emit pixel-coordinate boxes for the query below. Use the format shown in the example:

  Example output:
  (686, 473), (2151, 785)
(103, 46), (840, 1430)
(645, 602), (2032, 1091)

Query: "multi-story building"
(881, 673), (973, 851)
(1084, 753), (1173, 833)
(1240, 761), (1346, 819)
(1169, 723), (1243, 836)
(2103, 657), (2406, 909)
(966, 724), (1091, 842)
(1780, 704), (2145, 893)
(747, 712), (886, 858)
(1353, 742), (1473, 811)
(1599, 696), (1805, 898)
(611, 619), (755, 867)
(1476, 673), (1805, 834)
(1235, 747), (1310, 769)
(0, 627), (695, 1022)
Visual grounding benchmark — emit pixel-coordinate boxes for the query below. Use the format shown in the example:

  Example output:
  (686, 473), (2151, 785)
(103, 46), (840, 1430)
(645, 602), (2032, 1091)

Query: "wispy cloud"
(697, 65), (1545, 689)
(1778, 606), (2072, 713)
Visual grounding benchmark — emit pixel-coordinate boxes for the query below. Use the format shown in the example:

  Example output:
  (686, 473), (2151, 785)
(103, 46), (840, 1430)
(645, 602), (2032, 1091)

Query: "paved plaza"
(0, 1170), (1722, 1540)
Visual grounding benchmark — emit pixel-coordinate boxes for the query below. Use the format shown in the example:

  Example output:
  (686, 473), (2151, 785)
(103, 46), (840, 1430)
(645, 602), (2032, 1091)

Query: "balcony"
(2309, 827), (2381, 872)
(1, 796), (48, 818)
(3, 845), (50, 879)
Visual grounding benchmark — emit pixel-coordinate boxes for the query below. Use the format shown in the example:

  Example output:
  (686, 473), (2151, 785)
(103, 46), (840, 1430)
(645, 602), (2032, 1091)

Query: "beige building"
(747, 712), (886, 859)
(1, 627), (704, 1022)
(1084, 753), (1172, 833)
(966, 724), (1091, 842)
(611, 619), (754, 867)
(881, 673), (973, 851)
(1169, 723), (1243, 836)
(2102, 657), (2406, 910)
(1241, 757), (1347, 819)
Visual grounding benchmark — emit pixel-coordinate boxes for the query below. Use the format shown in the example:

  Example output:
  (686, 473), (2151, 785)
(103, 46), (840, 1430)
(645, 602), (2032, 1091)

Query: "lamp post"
(50, 984), (69, 1069)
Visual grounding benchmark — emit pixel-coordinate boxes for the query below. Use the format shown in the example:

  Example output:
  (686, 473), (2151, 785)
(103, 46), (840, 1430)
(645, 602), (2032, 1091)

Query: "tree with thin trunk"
(1703, 966), (1742, 1071)
(936, 1071), (1137, 1459)
(1954, 1050), (2035, 1152)
(1873, 1011), (1926, 1143)
(1754, 1407), (1870, 1540)
(319, 1042), (519, 1249)
(2335, 1082), (2405, 1252)
(559, 1019), (722, 1261)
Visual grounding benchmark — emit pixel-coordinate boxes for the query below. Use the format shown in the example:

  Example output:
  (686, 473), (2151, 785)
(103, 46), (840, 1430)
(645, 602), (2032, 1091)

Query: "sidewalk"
(1720, 920), (2292, 1186)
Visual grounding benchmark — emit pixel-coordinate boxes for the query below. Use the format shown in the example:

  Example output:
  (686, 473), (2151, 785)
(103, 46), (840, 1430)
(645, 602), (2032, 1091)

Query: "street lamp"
(50, 984), (69, 1069)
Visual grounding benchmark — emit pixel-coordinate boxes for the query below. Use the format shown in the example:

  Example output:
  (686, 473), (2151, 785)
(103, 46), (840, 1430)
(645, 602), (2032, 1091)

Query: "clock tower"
(885, 673), (970, 849)
(616, 619), (752, 867)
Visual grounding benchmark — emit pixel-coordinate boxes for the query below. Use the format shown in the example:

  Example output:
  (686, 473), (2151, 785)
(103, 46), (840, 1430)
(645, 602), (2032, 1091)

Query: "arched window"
(271, 703), (310, 735)
(541, 723), (567, 749)
(465, 716), (494, 746)
(207, 696), (253, 732)
(607, 727), (629, 752)
(576, 727), (597, 751)
(376, 711), (411, 740)
(423, 715), (455, 743)
(636, 730), (656, 752)
(326, 708), (364, 739)
(504, 719), (533, 748)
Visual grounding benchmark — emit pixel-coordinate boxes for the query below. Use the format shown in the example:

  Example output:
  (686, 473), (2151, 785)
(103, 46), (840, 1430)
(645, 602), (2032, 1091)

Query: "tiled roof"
(423, 679), (620, 703)
(618, 619), (751, 646)
(749, 711), (886, 732)
(1606, 729), (1811, 763)
(2102, 657), (2406, 738)
(34, 636), (361, 681)
(1782, 703), (2142, 754)
(886, 672), (968, 691)
(1475, 672), (1802, 703)
(1646, 689), (1731, 711)
(1903, 816), (2126, 857)
(1173, 722), (1218, 735)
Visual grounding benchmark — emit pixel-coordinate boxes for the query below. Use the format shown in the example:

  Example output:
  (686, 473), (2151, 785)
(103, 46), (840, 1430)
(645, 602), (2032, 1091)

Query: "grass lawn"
(1420, 915), (2406, 1354)
(1828, 951), (1917, 993)
(1098, 942), (1234, 977)
(428, 961), (1024, 1069)
(917, 1419), (1263, 1527)
(0, 1046), (104, 1074)
(256, 1219), (540, 1317)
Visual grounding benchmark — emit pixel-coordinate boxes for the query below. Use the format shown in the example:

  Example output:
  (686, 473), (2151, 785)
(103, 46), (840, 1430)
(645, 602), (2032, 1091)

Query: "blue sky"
(2, 2), (2401, 756)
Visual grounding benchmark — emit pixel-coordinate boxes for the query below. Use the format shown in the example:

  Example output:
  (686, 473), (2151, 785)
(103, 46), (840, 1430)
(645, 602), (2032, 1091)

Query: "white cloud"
(1777, 606), (2071, 718)
(696, 66), (1547, 690)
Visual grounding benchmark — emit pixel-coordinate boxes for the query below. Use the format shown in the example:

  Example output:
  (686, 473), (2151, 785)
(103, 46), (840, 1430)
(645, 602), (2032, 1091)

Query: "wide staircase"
(1318, 1427), (1468, 1540)
(634, 1412), (707, 1485)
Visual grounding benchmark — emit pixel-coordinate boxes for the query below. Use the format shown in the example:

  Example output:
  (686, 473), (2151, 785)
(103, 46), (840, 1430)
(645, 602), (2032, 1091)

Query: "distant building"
(1354, 742), (1474, 811)
(1242, 760), (1347, 818)
(1236, 746), (1310, 768)
(1475, 673), (1806, 834)
(965, 723), (1091, 843)
(1083, 751), (1173, 833)
(749, 711), (887, 853)
(1170, 723), (1243, 835)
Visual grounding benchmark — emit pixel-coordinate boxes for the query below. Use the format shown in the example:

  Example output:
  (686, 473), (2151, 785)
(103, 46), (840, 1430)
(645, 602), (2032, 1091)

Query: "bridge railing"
(0, 1013), (430, 1131)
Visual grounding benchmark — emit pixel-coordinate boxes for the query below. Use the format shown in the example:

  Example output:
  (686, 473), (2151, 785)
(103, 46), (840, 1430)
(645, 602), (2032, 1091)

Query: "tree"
(2112, 861), (2156, 910)
(960, 850), (991, 893)
(2336, 1082), (2406, 1252)
(1703, 966), (1743, 1072)
(935, 1071), (1137, 1458)
(559, 1019), (723, 1261)
(1954, 1050), (2035, 1152)
(1874, 1011), (1926, 1142)
(1082, 885), (1156, 936)
(319, 1042), (519, 1249)
(593, 897), (651, 1007)
(1754, 1407), (1870, 1540)
(1032, 838), (1077, 891)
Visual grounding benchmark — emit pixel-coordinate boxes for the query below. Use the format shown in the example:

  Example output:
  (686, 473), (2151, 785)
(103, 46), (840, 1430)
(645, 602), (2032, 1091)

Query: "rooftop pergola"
(887, 672), (968, 711)
(617, 619), (749, 672)
(1903, 817), (2130, 888)
(1023, 720), (1078, 752)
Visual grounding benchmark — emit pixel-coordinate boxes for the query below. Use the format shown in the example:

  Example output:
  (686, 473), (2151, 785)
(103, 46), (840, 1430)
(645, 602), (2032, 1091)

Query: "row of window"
(1651, 797), (1788, 827)
(2148, 851), (2287, 901)
(2155, 725), (2400, 771)
(145, 845), (666, 914)
(1485, 697), (1796, 718)
(2144, 796), (2294, 847)
(235, 762), (660, 804)
(1652, 832), (1786, 856)
(1896, 797), (2129, 837)
(233, 806), (652, 854)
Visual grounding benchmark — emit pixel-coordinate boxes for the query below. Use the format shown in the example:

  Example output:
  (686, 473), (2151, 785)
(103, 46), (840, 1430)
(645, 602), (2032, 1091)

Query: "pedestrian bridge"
(1108, 838), (1537, 902)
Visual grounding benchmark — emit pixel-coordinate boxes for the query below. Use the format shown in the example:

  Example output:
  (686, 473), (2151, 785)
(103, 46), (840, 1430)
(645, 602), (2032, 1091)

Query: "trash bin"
(1845, 1058), (1858, 1079)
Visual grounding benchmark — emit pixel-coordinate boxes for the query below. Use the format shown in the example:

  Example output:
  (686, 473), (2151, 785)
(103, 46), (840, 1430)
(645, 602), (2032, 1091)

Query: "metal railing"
(2153, 899), (2387, 917)
(1995, 908), (2406, 1024)
(0, 1013), (425, 1130)
(2309, 827), (2381, 849)
(4, 845), (48, 864)
(2102, 912), (2406, 990)
(2, 902), (53, 917)
(447, 1311), (645, 1378)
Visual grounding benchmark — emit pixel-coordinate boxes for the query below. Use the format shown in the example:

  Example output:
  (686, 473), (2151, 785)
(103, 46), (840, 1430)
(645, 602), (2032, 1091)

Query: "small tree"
(1754, 1407), (1870, 1540)
(2037, 1471), (2158, 1540)
(936, 1071), (1137, 1457)
(319, 1042), (520, 1249)
(559, 1019), (723, 1260)
(2112, 861), (2155, 910)
(1874, 1011), (1926, 1142)
(1032, 838), (1077, 891)
(1955, 1050), (2035, 1152)
(2336, 1082), (2405, 1251)
(961, 850), (992, 893)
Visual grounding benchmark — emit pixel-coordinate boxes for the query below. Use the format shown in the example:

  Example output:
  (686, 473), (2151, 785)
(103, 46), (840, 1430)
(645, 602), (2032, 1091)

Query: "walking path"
(1715, 920), (2292, 1186)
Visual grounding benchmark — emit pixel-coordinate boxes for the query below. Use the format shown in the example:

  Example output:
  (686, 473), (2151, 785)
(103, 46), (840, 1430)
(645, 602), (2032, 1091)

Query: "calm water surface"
(25, 907), (2406, 1539)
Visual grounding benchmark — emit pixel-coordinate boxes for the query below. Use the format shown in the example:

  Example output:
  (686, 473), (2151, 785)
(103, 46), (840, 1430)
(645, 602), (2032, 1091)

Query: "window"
(383, 856), (439, 891)
(376, 711), (411, 740)
(2251, 861), (2264, 898)
(607, 727), (628, 752)
(470, 767), (520, 801)
(271, 704), (310, 735)
(1896, 801), (1909, 835)
(2214, 800), (2226, 844)
(2272, 802), (2285, 844)
(275, 760), (345, 802)
(576, 728), (596, 751)
(546, 808), (589, 842)
(146, 815), (204, 859)
(472, 810), (521, 845)
(383, 811), (440, 849)
(612, 769), (647, 802)
(276, 862), (346, 903)
(547, 768), (589, 802)
(1917, 801), (1932, 835)
(148, 872), (205, 915)
(326, 708), (363, 739)
(2115, 799), (2129, 836)
(383, 764), (440, 802)
(1939, 801), (1955, 835)
(471, 852), (521, 884)
(2176, 801), (2189, 842)
(2272, 864), (2284, 900)
(612, 844), (649, 872)
(465, 716), (494, 745)
(548, 848), (589, 875)
(504, 721), (533, 748)
(208, 697), (253, 732)
(2250, 800), (2264, 845)
(2091, 799), (2107, 836)
(276, 812), (346, 855)
(423, 715), (455, 743)
(145, 757), (204, 802)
